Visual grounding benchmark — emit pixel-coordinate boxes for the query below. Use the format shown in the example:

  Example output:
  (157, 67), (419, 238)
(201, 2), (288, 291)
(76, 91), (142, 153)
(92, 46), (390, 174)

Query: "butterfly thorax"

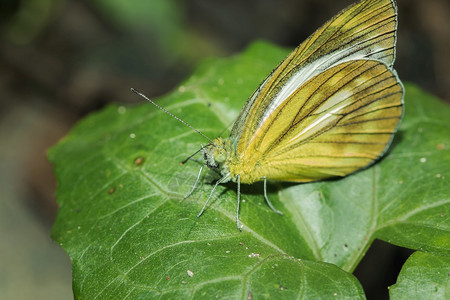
(202, 137), (262, 184)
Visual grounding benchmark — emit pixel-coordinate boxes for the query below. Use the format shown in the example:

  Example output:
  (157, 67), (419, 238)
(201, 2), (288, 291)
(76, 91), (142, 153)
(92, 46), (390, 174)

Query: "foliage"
(48, 41), (450, 299)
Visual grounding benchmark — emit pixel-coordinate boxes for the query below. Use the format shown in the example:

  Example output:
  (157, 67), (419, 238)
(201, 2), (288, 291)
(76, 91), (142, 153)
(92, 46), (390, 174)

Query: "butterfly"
(133, 0), (404, 230)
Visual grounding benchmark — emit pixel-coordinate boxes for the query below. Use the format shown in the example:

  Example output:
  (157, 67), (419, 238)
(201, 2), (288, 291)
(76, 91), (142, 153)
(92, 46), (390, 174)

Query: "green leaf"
(389, 252), (450, 299)
(48, 41), (450, 298)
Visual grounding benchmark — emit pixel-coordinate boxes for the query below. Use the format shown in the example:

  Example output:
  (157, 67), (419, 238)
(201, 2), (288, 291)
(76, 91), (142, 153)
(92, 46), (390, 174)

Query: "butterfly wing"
(242, 59), (403, 182)
(231, 0), (399, 158)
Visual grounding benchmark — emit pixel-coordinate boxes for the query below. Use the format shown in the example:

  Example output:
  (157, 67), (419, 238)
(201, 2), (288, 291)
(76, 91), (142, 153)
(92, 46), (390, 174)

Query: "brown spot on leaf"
(134, 157), (144, 166)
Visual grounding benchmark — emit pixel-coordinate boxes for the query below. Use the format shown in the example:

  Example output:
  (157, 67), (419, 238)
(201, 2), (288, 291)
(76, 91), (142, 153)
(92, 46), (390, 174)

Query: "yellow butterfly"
(133, 0), (404, 230)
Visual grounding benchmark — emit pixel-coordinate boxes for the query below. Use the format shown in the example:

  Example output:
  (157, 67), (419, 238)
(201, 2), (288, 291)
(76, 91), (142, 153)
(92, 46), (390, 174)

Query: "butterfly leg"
(263, 176), (283, 215)
(184, 165), (204, 199)
(196, 175), (229, 218)
(236, 175), (242, 231)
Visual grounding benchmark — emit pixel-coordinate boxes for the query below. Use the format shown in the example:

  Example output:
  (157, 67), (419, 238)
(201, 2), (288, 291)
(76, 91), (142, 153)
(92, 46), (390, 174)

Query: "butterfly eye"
(202, 145), (218, 169)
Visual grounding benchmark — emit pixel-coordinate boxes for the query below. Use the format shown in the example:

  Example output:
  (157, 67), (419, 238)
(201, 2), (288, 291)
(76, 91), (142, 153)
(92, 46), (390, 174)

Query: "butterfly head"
(202, 137), (237, 179)
(202, 138), (227, 168)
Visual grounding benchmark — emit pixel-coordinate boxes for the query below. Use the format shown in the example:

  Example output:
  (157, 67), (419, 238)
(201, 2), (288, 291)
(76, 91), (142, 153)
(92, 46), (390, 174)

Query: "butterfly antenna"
(180, 145), (210, 165)
(131, 88), (213, 144)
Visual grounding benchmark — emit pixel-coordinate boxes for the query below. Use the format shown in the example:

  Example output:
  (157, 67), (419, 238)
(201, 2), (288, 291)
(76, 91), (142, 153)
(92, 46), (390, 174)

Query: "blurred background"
(0, 0), (448, 299)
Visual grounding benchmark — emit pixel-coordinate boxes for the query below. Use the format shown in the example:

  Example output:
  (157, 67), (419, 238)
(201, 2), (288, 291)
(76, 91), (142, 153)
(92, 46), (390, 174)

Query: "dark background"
(1, 0), (448, 298)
